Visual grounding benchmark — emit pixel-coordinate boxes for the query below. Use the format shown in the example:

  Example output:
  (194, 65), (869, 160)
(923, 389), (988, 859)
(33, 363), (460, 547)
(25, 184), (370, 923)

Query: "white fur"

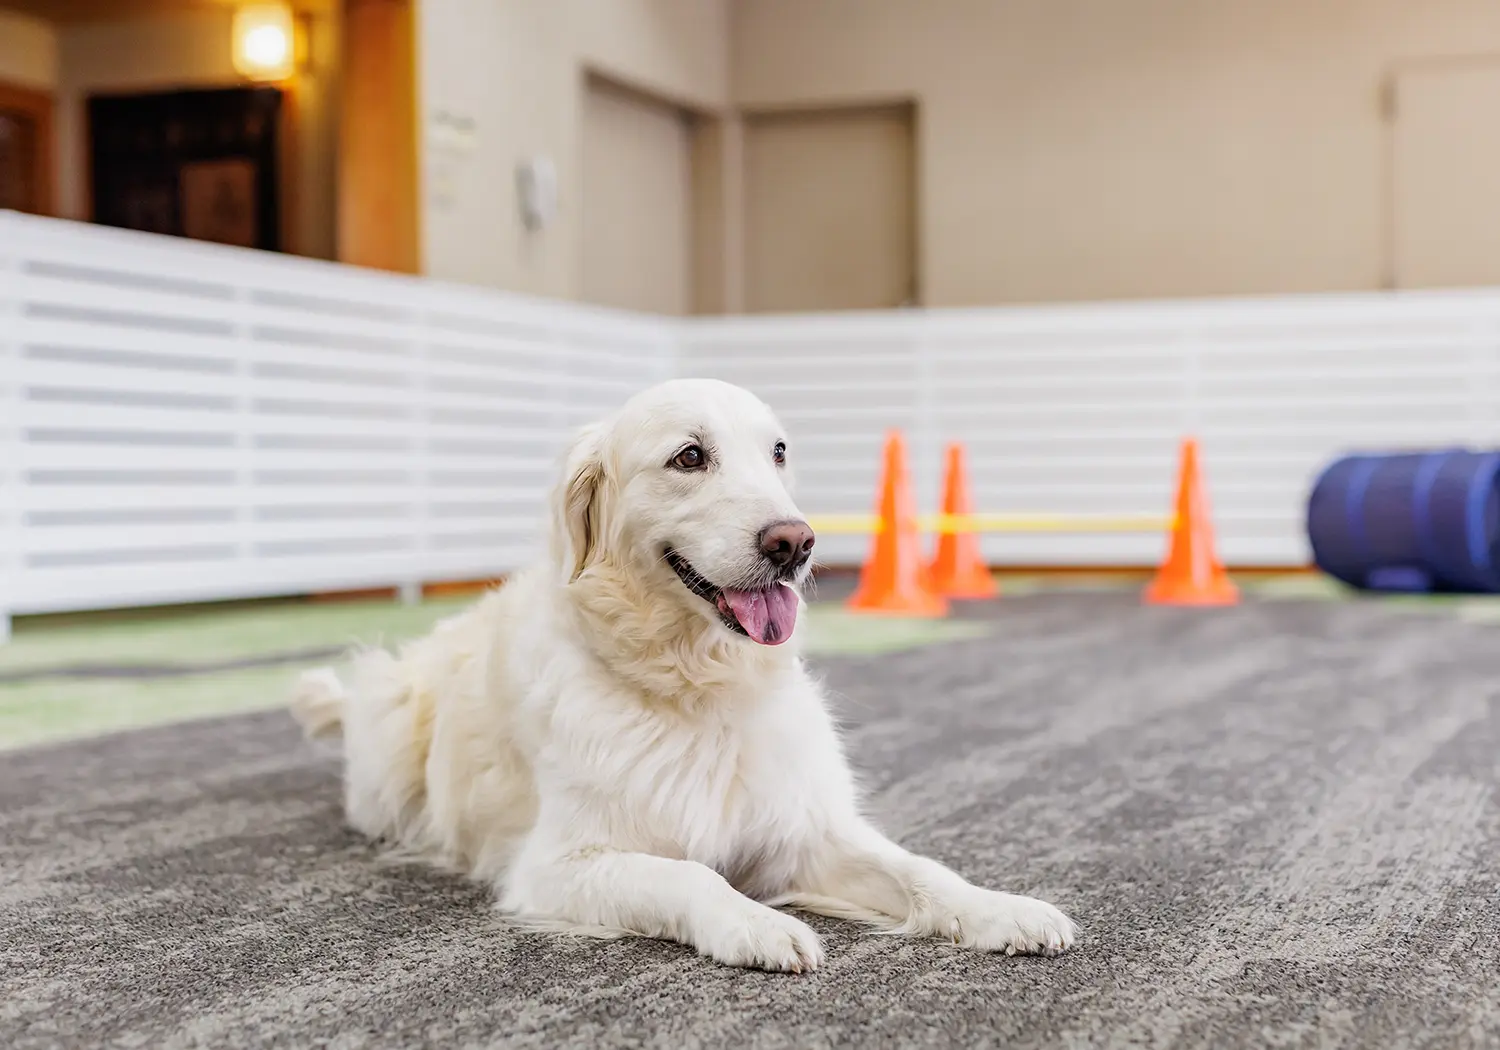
(291, 378), (1076, 972)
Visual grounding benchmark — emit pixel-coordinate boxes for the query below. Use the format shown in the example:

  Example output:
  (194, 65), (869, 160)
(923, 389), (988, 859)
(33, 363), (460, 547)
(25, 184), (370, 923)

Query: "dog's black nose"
(760, 520), (816, 570)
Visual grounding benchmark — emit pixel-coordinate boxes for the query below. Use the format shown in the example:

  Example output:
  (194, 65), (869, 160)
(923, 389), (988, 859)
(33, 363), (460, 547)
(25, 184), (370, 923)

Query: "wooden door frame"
(0, 79), (55, 216)
(339, 0), (420, 273)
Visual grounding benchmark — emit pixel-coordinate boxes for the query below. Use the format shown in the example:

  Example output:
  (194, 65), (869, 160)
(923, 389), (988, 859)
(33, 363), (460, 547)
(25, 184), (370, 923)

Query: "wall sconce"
(232, 3), (297, 82)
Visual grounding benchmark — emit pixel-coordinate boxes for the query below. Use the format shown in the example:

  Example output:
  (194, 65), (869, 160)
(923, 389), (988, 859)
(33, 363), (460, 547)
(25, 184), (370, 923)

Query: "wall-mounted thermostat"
(515, 157), (558, 231)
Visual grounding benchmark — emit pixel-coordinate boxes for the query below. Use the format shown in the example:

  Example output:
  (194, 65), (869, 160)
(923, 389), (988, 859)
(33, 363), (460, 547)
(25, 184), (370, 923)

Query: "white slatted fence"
(0, 212), (673, 638)
(680, 297), (1500, 568)
(7, 208), (1500, 640)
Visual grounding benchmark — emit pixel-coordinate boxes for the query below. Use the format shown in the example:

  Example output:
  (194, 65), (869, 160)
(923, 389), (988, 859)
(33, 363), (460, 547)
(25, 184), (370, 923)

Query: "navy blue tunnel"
(1306, 449), (1500, 593)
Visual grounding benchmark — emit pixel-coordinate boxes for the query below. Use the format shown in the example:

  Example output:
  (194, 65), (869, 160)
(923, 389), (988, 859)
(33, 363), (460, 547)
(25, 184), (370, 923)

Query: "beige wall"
(0, 8), (58, 90)
(732, 0), (1500, 307)
(53, 7), (340, 259)
(417, 0), (729, 297)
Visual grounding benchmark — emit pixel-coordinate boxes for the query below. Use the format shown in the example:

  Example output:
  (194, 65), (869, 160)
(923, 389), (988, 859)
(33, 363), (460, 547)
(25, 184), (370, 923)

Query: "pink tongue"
(717, 585), (799, 645)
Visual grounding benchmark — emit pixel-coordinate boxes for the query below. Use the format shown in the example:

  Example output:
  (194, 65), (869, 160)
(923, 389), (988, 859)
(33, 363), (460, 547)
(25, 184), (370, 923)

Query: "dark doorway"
(87, 86), (284, 251)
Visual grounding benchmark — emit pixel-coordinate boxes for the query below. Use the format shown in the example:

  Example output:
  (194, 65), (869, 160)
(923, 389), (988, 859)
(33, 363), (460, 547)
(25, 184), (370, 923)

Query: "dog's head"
(550, 378), (814, 646)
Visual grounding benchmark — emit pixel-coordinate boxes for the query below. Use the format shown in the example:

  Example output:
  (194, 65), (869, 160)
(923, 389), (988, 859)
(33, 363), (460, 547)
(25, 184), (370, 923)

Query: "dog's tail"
(290, 666), (348, 742)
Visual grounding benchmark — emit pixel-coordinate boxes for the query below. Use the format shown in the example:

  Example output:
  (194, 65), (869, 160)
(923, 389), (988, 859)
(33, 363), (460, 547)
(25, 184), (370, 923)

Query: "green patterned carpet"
(4, 571), (1497, 752)
(0, 590), (991, 752)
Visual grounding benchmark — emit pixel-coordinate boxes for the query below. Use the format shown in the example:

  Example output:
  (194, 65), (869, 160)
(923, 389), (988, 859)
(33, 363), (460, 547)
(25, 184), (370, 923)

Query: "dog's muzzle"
(665, 549), (802, 646)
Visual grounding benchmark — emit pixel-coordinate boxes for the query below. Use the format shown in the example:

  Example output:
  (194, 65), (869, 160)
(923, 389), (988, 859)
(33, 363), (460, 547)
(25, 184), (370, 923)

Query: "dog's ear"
(551, 422), (606, 582)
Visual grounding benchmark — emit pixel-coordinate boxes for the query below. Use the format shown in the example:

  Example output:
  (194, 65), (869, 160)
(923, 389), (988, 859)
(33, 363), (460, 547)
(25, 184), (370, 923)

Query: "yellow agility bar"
(808, 512), (1175, 535)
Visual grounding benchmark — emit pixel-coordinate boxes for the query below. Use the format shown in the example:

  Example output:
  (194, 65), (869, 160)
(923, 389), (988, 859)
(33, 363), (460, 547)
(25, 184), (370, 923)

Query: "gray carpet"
(4, 594), (1499, 1049)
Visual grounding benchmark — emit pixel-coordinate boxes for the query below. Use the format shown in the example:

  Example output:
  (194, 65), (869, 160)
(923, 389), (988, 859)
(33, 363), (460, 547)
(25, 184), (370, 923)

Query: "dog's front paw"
(700, 906), (824, 973)
(946, 891), (1077, 957)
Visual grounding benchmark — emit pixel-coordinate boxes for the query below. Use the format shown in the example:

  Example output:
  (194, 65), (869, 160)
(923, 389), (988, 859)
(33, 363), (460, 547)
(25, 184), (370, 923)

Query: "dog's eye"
(772, 441), (786, 466)
(672, 445), (706, 471)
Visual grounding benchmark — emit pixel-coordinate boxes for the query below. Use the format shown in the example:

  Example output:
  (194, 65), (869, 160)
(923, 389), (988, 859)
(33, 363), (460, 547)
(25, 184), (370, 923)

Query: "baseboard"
(811, 563), (1316, 578)
(9, 563), (1321, 632)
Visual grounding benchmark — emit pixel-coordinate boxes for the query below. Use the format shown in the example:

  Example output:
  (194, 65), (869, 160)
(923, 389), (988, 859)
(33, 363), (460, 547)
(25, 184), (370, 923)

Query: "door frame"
(339, 0), (420, 273)
(0, 79), (55, 216)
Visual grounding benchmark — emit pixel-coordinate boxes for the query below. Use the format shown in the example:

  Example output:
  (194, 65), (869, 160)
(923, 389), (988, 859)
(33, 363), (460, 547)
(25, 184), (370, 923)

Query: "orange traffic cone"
(1144, 437), (1239, 606)
(847, 430), (949, 617)
(926, 442), (998, 600)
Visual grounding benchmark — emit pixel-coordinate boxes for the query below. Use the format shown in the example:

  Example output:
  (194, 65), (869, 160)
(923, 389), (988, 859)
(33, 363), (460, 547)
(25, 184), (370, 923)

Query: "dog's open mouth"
(664, 549), (798, 646)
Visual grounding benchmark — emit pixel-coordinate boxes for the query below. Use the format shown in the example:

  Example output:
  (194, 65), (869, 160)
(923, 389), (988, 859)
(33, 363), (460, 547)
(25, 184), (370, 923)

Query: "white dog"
(291, 378), (1075, 972)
